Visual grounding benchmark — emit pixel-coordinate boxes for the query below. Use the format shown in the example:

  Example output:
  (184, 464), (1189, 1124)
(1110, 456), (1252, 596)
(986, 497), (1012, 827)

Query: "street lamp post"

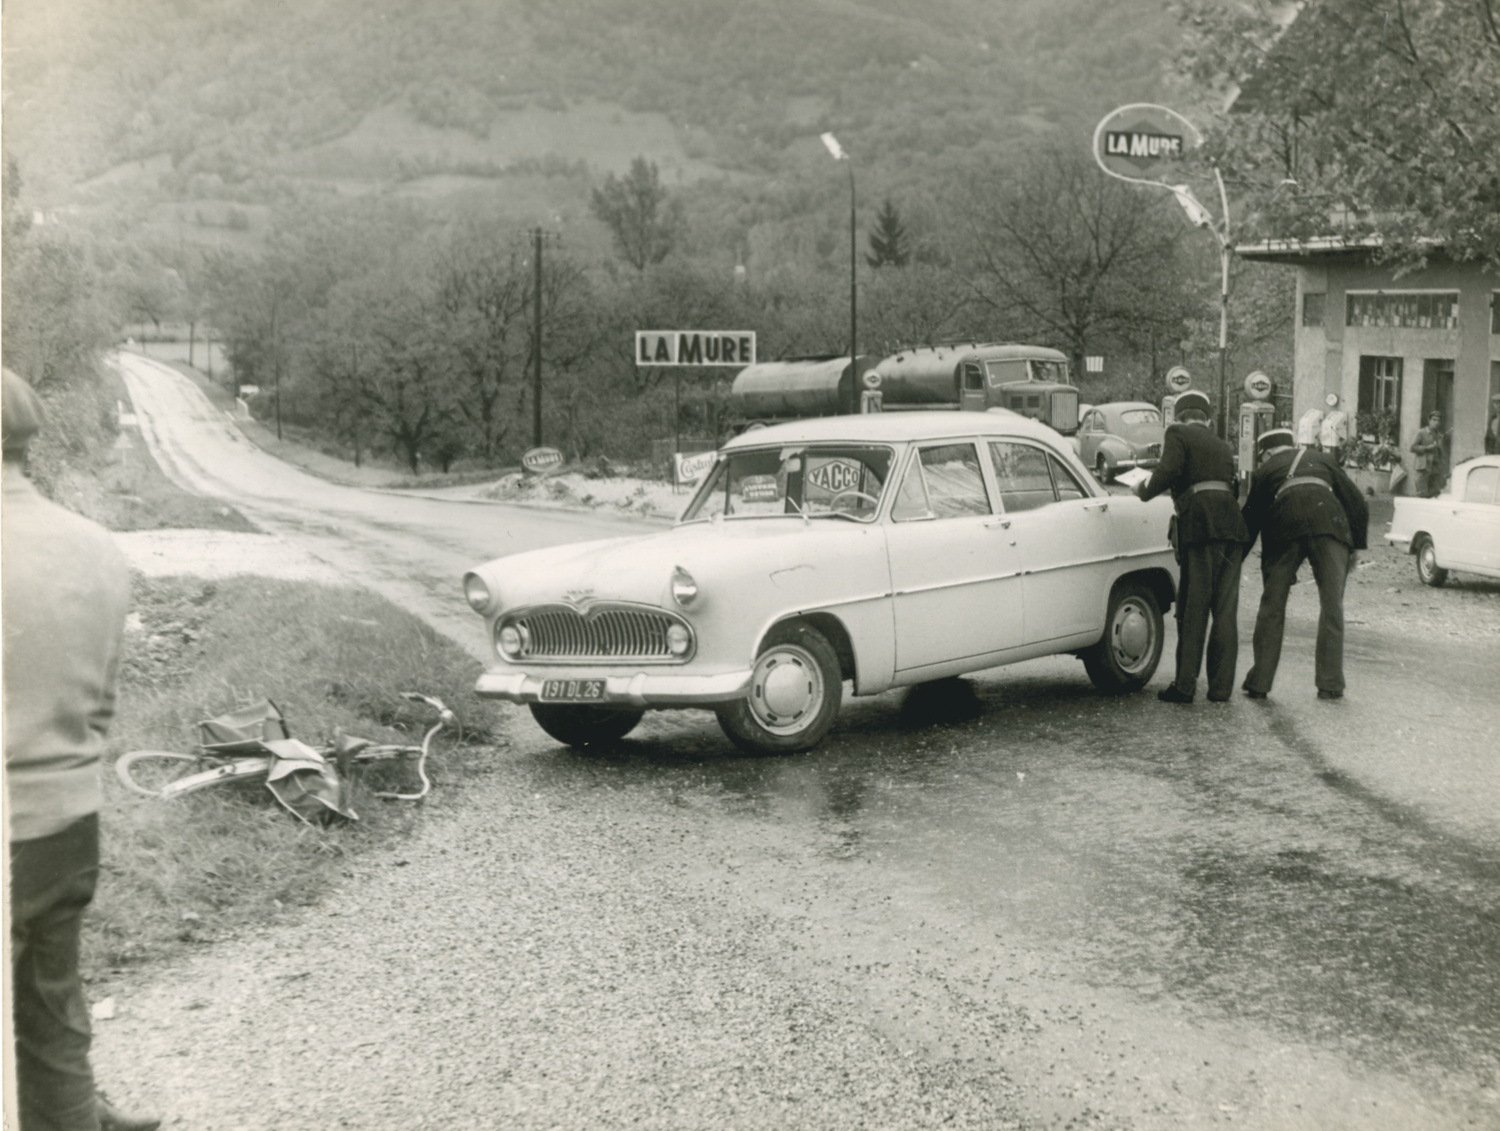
(821, 133), (858, 414)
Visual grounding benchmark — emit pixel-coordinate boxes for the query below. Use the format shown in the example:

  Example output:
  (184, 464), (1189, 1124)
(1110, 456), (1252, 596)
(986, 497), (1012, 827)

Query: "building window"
(1346, 291), (1458, 329)
(1357, 356), (1402, 444)
(1302, 293), (1325, 327)
(1492, 291), (1499, 334)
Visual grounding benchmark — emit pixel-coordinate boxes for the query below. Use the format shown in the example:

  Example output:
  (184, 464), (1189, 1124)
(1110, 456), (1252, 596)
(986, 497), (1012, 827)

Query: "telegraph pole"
(531, 226), (544, 448)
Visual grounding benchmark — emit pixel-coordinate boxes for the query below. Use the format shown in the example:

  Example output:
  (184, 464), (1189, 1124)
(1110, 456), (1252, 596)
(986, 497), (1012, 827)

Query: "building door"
(1421, 358), (1455, 424)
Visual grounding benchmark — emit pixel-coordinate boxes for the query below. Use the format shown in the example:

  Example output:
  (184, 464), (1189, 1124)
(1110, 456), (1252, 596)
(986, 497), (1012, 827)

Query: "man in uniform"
(3, 369), (160, 1131)
(1135, 389), (1248, 703)
(1240, 427), (1369, 701)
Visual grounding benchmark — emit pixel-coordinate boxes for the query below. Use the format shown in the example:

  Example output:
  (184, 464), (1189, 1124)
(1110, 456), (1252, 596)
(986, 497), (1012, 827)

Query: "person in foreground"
(1135, 390), (1248, 703)
(2, 369), (160, 1131)
(1239, 427), (1369, 701)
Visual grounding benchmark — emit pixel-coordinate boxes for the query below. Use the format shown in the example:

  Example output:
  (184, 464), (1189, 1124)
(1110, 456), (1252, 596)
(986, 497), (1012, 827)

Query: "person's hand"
(1133, 480), (1148, 500)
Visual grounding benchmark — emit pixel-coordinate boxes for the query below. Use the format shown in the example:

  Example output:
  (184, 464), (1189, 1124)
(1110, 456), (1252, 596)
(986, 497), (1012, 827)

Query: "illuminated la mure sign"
(636, 330), (756, 367)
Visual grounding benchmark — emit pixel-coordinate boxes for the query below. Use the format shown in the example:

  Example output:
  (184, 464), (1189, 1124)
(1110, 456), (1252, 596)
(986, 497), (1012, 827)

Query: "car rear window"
(1465, 465), (1499, 504)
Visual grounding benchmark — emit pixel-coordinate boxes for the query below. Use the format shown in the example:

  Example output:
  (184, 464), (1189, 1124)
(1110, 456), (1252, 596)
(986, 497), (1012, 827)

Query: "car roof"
(721, 409), (1067, 449)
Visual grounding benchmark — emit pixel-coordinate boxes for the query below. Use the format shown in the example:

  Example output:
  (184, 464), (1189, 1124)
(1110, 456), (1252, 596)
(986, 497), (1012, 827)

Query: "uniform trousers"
(1245, 534), (1350, 695)
(9, 813), (102, 1131)
(1171, 539), (1243, 699)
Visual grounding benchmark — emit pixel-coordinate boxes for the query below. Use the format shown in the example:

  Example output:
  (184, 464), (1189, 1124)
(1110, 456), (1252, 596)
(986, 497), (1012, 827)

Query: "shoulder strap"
(1286, 447), (1306, 480)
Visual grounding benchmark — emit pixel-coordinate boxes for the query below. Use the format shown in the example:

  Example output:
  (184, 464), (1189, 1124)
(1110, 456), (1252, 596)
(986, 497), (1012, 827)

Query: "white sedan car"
(1386, 454), (1500, 586)
(463, 412), (1179, 755)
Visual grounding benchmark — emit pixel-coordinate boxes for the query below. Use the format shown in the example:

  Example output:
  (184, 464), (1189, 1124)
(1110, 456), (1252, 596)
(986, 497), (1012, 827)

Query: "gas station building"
(1234, 238), (1500, 472)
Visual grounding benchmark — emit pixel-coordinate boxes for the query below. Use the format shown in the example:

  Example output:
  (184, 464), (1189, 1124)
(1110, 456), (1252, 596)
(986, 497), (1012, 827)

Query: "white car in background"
(463, 412), (1179, 755)
(1386, 454), (1500, 586)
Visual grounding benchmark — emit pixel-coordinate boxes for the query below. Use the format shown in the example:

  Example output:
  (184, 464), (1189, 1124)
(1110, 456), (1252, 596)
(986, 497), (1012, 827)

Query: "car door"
(987, 440), (1117, 645)
(884, 440), (1025, 673)
(1447, 463), (1500, 572)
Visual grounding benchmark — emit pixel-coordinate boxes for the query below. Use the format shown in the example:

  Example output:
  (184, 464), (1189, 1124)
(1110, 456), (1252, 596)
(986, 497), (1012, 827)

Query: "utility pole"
(531, 226), (544, 448)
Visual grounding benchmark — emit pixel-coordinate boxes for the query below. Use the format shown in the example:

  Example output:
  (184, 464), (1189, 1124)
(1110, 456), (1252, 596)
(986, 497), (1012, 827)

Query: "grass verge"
(89, 573), (505, 980)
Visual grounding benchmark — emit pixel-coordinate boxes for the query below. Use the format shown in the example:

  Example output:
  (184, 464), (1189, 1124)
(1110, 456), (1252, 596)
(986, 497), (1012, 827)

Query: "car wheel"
(1082, 579), (1164, 693)
(529, 703), (645, 748)
(1414, 534), (1448, 587)
(1095, 453), (1112, 482)
(716, 623), (842, 755)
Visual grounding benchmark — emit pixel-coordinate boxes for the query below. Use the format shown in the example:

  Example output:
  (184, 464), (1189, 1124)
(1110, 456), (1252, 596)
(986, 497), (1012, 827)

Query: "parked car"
(1077, 402), (1165, 481)
(463, 412), (1178, 755)
(1386, 454), (1500, 586)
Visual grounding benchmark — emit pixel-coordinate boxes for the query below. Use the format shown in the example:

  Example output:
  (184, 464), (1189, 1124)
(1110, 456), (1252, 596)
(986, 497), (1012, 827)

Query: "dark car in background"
(1077, 402), (1165, 482)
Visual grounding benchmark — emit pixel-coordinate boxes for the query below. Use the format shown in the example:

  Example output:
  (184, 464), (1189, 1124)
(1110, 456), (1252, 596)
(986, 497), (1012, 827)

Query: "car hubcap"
(749, 645), (823, 734)
(1420, 546), (1435, 576)
(1111, 599), (1153, 672)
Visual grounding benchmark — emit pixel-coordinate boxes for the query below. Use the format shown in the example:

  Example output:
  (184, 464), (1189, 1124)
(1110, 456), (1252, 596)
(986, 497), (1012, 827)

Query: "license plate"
(539, 679), (606, 702)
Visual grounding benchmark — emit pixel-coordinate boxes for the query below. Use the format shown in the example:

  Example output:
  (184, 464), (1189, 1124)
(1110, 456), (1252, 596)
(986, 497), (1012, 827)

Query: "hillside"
(3, 0), (1185, 237)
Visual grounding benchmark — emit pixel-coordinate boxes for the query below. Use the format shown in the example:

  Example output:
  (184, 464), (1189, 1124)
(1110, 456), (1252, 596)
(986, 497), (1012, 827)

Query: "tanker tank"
(729, 356), (868, 420)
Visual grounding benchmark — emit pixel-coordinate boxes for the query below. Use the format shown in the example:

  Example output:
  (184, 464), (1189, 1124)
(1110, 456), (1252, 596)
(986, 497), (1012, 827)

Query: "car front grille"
(500, 603), (692, 663)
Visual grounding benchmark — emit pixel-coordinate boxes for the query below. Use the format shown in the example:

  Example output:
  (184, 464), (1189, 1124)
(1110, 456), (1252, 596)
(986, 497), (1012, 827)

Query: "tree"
(590, 157), (684, 272)
(865, 198), (910, 268)
(1173, 0), (1500, 269)
(947, 145), (1202, 379)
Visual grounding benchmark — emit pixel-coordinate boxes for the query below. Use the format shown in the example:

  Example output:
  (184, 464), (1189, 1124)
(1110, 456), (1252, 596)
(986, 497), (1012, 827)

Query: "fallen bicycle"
(115, 692), (457, 825)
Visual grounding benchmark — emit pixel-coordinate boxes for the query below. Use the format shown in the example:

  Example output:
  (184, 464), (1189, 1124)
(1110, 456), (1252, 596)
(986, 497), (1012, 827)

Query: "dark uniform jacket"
(1241, 446), (1369, 552)
(1138, 421), (1249, 545)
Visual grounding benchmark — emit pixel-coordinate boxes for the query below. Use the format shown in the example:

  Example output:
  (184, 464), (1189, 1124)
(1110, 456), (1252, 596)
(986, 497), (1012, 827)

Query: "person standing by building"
(1135, 389), (1248, 704)
(1240, 427), (1369, 701)
(3, 369), (160, 1131)
(1410, 411), (1446, 497)
(1485, 394), (1500, 455)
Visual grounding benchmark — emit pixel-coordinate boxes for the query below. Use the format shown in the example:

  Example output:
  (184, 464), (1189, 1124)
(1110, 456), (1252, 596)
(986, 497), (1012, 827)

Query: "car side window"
(989, 441), (1057, 512)
(1465, 465), (1499, 504)
(895, 443), (990, 520)
(1049, 453), (1087, 501)
(962, 363), (984, 392)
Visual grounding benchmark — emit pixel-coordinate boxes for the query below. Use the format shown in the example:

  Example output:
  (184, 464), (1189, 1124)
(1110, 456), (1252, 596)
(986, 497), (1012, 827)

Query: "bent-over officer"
(1240, 427), (1369, 701)
(1135, 389), (1248, 703)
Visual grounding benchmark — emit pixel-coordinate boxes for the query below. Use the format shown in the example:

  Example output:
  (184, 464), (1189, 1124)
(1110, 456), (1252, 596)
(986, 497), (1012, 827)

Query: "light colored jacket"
(3, 463), (130, 841)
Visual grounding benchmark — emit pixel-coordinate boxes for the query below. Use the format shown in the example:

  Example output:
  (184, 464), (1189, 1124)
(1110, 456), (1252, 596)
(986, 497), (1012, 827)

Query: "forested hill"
(4, 0), (1183, 211)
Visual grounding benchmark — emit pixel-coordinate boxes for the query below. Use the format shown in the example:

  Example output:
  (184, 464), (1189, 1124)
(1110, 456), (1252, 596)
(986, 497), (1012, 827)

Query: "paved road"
(98, 353), (1500, 1129)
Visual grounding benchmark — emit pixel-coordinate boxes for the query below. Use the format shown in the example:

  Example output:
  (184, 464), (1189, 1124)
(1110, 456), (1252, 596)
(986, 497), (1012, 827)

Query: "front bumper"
(1116, 455), (1161, 470)
(475, 667), (753, 708)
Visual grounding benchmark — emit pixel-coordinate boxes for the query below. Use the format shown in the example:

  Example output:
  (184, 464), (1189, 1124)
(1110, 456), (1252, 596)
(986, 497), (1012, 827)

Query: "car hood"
(467, 517), (886, 612)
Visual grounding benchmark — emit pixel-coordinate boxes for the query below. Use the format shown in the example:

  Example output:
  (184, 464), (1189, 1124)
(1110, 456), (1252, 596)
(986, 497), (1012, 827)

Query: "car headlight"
(670, 565), (699, 608)
(463, 572), (493, 613)
(666, 623), (692, 656)
(497, 623), (528, 658)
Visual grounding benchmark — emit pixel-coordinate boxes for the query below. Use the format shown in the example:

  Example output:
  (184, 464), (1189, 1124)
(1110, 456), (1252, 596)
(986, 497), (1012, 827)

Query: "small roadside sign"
(1243, 371), (1273, 401)
(522, 446), (565, 475)
(1165, 366), (1192, 393)
(672, 450), (717, 486)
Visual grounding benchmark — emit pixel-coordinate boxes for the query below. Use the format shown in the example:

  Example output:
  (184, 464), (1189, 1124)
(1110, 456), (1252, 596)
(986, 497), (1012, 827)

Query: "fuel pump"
(1238, 370), (1275, 488)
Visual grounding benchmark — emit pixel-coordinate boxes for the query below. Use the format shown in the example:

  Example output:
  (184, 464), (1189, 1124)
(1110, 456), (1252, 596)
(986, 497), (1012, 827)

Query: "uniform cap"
(2, 368), (45, 458)
(1256, 427), (1296, 456)
(1173, 389), (1210, 416)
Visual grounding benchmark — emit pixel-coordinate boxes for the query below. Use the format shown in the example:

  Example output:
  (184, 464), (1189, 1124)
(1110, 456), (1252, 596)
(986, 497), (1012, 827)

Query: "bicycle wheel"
(115, 751), (272, 799)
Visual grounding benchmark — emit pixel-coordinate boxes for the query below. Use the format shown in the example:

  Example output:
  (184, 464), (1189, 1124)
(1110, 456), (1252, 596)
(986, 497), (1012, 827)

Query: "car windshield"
(680, 444), (894, 523)
(1119, 409), (1162, 426)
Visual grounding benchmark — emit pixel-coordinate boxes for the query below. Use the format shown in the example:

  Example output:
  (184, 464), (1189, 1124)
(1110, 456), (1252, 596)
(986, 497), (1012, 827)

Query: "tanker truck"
(728, 343), (1079, 436)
